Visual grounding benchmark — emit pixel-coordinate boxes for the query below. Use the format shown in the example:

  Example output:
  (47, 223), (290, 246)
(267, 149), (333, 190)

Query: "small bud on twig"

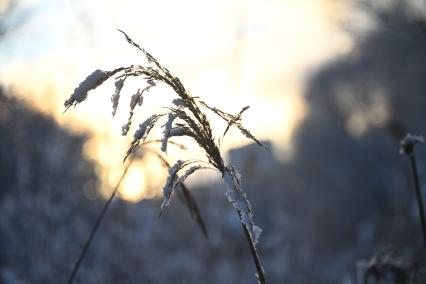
(400, 133), (424, 156)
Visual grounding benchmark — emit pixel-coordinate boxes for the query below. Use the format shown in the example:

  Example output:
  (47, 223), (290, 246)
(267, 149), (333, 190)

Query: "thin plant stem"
(67, 159), (133, 284)
(241, 222), (266, 284)
(177, 183), (209, 239)
(409, 154), (426, 251)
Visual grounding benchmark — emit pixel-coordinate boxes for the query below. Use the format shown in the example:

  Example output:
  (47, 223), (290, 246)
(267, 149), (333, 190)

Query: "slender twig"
(409, 154), (426, 250)
(241, 219), (266, 284)
(400, 133), (426, 251)
(67, 159), (133, 284)
(177, 183), (209, 239)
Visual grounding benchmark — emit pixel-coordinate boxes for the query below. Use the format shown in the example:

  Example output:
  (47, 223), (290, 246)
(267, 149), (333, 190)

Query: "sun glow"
(119, 162), (147, 203)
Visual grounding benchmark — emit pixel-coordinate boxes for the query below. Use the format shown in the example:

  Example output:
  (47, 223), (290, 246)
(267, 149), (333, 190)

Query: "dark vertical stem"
(240, 218), (266, 284)
(409, 154), (426, 251)
(178, 183), (209, 239)
(67, 161), (132, 284)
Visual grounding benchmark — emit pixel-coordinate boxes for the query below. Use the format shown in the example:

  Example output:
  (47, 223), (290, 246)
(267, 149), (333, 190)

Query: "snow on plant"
(64, 29), (268, 283)
(400, 133), (424, 156)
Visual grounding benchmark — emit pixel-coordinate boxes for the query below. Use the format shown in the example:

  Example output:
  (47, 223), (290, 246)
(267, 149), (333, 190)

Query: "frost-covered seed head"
(173, 165), (203, 188)
(161, 160), (184, 211)
(172, 98), (186, 108)
(168, 127), (193, 138)
(64, 69), (110, 108)
(223, 166), (262, 244)
(134, 115), (155, 140)
(161, 113), (176, 153)
(130, 89), (144, 107)
(65, 30), (267, 283)
(121, 124), (130, 136)
(122, 88), (146, 136)
(111, 78), (125, 116)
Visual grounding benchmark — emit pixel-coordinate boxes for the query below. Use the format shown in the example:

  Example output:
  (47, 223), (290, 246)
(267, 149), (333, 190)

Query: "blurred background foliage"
(1, 0), (426, 283)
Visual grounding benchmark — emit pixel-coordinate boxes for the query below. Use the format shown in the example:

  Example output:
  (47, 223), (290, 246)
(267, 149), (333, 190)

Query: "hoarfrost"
(122, 85), (152, 136)
(125, 114), (162, 160)
(173, 165), (203, 188)
(161, 160), (184, 212)
(223, 166), (262, 244)
(147, 79), (156, 86)
(252, 225), (262, 243)
(172, 98), (186, 108)
(121, 123), (131, 136)
(161, 113), (176, 153)
(240, 212), (250, 225)
(240, 128), (270, 150)
(130, 89), (144, 107)
(122, 88), (144, 136)
(111, 78), (125, 116)
(134, 114), (158, 141)
(400, 133), (425, 155)
(64, 69), (110, 109)
(169, 127), (192, 138)
(225, 188), (238, 203)
(235, 199), (249, 212)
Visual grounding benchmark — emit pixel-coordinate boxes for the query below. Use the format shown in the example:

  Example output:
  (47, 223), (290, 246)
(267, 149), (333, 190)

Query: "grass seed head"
(64, 30), (267, 283)
(64, 69), (110, 110)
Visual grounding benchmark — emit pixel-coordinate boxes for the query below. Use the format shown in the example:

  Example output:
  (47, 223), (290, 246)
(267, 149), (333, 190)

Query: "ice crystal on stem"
(161, 113), (176, 153)
(64, 68), (125, 111)
(161, 160), (184, 212)
(223, 166), (262, 244)
(400, 133), (424, 156)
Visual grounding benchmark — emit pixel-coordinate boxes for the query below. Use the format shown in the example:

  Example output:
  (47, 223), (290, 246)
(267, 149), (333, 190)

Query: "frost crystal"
(169, 127), (192, 138)
(240, 128), (269, 150)
(173, 165), (203, 188)
(133, 115), (157, 140)
(161, 160), (184, 211)
(400, 133), (424, 155)
(64, 69), (110, 109)
(111, 78), (125, 116)
(223, 166), (262, 244)
(122, 89), (144, 136)
(172, 98), (186, 108)
(130, 89), (144, 107)
(160, 113), (176, 153)
(147, 79), (156, 86)
(125, 114), (162, 160)
(121, 123), (131, 136)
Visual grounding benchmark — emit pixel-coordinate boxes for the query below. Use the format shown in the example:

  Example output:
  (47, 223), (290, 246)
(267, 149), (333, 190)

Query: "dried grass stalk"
(64, 30), (268, 284)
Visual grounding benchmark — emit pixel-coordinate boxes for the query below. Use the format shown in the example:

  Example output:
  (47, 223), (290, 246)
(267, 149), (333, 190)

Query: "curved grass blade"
(176, 183), (209, 239)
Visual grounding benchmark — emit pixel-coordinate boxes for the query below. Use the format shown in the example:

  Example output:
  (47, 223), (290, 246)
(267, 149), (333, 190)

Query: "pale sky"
(0, 0), (353, 201)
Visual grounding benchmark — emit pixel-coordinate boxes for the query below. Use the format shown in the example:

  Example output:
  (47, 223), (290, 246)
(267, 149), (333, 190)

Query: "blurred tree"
(0, 88), (104, 283)
(0, 0), (32, 40)
(286, 0), (426, 282)
(227, 1), (426, 283)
